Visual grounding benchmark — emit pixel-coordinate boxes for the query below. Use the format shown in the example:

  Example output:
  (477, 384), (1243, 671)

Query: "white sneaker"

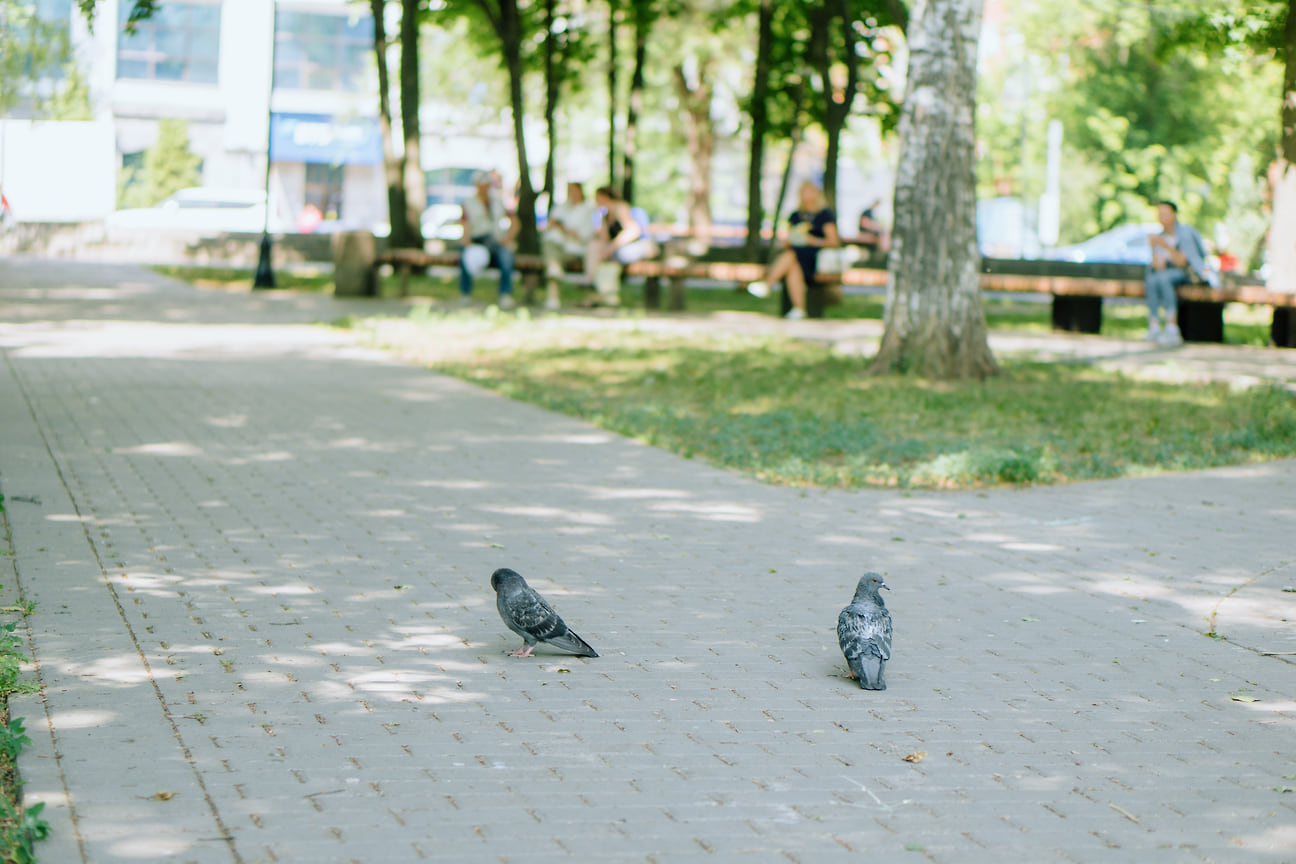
(1157, 323), (1183, 346)
(544, 298), (561, 311)
(784, 307), (806, 320)
(1144, 321), (1161, 342)
(498, 294), (517, 311)
(747, 280), (770, 299)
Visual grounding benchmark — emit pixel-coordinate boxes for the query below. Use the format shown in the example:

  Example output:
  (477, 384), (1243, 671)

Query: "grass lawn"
(156, 264), (1295, 490)
(362, 314), (1296, 490)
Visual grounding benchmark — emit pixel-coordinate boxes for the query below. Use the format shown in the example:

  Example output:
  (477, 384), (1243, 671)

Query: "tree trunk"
(820, 0), (861, 210)
(767, 79), (805, 267)
(543, 0), (558, 201)
(399, 0), (425, 243)
(371, 0), (413, 249)
(1267, 0), (1296, 295)
(501, 0), (540, 255)
(744, 0), (774, 260)
(622, 2), (650, 204)
(869, 0), (997, 379)
(674, 56), (714, 248)
(607, 0), (619, 190)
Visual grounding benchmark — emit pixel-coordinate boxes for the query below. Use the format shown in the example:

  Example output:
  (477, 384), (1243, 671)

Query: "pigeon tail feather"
(856, 655), (886, 690)
(548, 630), (599, 658)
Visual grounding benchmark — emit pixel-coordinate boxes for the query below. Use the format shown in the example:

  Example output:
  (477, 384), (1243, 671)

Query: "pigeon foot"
(507, 646), (536, 657)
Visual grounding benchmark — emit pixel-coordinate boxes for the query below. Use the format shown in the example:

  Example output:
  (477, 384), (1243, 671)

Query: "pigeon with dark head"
(491, 567), (598, 658)
(837, 571), (892, 690)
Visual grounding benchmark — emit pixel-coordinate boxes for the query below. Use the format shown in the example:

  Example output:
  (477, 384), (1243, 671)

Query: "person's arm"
(608, 203), (641, 249)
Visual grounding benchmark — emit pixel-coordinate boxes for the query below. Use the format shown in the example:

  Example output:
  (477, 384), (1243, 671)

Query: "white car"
(105, 187), (287, 234)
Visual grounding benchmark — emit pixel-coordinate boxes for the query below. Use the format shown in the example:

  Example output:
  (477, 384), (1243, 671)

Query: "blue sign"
(270, 113), (382, 166)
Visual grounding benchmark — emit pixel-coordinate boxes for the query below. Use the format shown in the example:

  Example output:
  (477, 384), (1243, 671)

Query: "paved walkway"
(1, 256), (1293, 863)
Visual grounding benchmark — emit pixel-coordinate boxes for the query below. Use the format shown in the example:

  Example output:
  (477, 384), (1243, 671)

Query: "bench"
(369, 244), (1296, 348)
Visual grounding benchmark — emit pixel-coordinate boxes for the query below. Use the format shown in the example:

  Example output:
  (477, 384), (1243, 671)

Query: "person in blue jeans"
(459, 170), (518, 309)
(1145, 200), (1215, 346)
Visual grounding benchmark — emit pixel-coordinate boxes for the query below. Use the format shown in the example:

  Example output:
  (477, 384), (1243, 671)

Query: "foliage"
(359, 314), (1296, 489)
(989, 0), (1285, 249)
(0, 0), (73, 117)
(119, 119), (202, 209)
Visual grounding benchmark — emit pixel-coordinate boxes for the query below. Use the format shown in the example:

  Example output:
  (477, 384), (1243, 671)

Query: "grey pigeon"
(837, 571), (892, 690)
(491, 567), (598, 658)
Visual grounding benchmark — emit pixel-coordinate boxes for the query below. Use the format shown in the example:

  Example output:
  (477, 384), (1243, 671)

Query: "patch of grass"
(151, 265), (334, 293)
(363, 315), (1296, 489)
(0, 623), (46, 864)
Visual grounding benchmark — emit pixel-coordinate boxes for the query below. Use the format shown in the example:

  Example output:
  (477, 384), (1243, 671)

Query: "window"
(274, 11), (373, 92)
(117, 1), (221, 84)
(304, 163), (344, 220)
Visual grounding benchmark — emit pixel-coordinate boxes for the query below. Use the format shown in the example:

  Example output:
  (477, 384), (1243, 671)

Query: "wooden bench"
(372, 245), (1296, 347)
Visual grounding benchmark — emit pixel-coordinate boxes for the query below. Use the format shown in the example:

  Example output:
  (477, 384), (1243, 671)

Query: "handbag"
(816, 247), (846, 273)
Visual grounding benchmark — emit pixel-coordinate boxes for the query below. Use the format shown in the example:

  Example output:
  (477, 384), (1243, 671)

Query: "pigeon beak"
(880, 582), (891, 591)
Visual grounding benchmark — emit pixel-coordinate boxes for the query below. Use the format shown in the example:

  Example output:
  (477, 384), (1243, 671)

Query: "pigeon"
(837, 571), (892, 690)
(490, 567), (598, 658)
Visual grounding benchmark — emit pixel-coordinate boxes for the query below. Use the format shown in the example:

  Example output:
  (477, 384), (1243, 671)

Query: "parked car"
(977, 197), (1042, 259)
(1047, 223), (1160, 265)
(105, 187), (286, 234)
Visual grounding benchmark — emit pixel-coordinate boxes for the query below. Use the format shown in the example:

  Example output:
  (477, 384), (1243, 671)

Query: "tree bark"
(869, 0), (997, 379)
(500, 0), (540, 255)
(1266, 0), (1296, 295)
(542, 0), (558, 201)
(744, 0), (774, 260)
(607, 0), (619, 190)
(674, 55), (714, 248)
(622, 2), (650, 204)
(371, 0), (413, 249)
(819, 0), (861, 211)
(399, 0), (425, 243)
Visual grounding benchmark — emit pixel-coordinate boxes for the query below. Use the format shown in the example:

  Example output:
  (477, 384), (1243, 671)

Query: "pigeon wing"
(838, 604), (892, 662)
(503, 585), (566, 644)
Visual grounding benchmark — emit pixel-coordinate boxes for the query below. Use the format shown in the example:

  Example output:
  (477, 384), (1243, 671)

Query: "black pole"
(254, 1), (277, 289)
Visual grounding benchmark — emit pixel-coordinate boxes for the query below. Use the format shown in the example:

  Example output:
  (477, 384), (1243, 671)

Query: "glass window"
(116, 1), (222, 84)
(304, 163), (345, 220)
(274, 10), (374, 93)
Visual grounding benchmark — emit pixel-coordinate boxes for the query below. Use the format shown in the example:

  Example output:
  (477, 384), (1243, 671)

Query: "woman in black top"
(748, 181), (840, 319)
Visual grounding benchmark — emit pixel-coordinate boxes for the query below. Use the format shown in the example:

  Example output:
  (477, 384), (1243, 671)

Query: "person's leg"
(459, 253), (474, 297)
(1144, 270), (1166, 336)
(785, 253), (808, 316)
(494, 243), (515, 298)
(1163, 268), (1183, 326)
(541, 238), (563, 309)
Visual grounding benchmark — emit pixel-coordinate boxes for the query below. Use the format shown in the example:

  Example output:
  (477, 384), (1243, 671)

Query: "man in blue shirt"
(1145, 200), (1216, 346)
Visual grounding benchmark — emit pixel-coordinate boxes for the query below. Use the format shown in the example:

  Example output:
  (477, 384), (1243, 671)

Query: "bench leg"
(1178, 299), (1224, 343)
(644, 275), (661, 309)
(1051, 295), (1102, 333)
(806, 283), (826, 319)
(668, 276), (686, 311)
(1273, 307), (1296, 348)
(399, 264), (411, 298)
(522, 271), (541, 307)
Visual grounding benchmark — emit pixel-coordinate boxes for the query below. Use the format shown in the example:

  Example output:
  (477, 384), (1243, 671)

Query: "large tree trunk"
(869, 0), (997, 379)
(621, 2), (650, 204)
(1267, 0), (1296, 295)
(501, 0), (540, 255)
(674, 55), (714, 248)
(399, 0), (425, 243)
(744, 0), (774, 260)
(371, 0), (414, 249)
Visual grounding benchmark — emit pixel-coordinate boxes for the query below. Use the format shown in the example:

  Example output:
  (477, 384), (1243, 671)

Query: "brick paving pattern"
(1, 257), (1293, 863)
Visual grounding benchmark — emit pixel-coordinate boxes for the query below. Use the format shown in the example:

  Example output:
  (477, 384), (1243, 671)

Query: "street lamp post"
(254, 1), (277, 289)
